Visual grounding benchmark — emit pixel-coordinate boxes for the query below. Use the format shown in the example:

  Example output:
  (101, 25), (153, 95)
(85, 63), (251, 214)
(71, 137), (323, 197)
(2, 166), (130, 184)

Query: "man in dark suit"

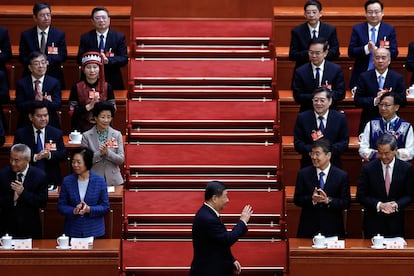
(348, 0), (398, 89)
(293, 37), (345, 112)
(354, 47), (406, 134)
(0, 25), (12, 79)
(19, 2), (67, 89)
(16, 51), (61, 129)
(357, 133), (414, 239)
(289, 0), (340, 70)
(294, 87), (349, 168)
(0, 143), (48, 239)
(14, 101), (66, 191)
(190, 181), (253, 276)
(405, 41), (414, 85)
(294, 138), (351, 238)
(77, 6), (128, 90)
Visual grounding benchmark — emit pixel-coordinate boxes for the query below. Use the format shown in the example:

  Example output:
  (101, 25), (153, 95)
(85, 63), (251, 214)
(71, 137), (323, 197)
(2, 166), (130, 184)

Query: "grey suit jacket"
(81, 126), (124, 185)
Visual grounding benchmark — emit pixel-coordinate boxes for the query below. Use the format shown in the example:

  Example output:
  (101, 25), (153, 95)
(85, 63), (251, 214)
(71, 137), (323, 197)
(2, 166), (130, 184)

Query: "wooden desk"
(45, 185), (124, 239)
(289, 238), (414, 276)
(0, 239), (119, 276)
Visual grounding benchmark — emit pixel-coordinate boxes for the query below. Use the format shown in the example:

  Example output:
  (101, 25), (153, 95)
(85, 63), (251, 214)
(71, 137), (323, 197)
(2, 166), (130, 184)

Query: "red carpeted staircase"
(122, 19), (287, 275)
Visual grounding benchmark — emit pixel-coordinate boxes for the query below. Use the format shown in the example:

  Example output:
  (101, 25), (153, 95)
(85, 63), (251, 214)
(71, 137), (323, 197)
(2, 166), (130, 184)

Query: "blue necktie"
(318, 116), (325, 134)
(312, 29), (317, 39)
(378, 75), (384, 89)
(319, 171), (325, 190)
(36, 130), (45, 170)
(315, 67), (321, 87)
(99, 34), (105, 52)
(368, 27), (376, 70)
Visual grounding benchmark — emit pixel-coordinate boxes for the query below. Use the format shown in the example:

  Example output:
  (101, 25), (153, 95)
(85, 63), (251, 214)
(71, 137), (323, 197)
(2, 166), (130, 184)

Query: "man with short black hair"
(294, 138), (351, 238)
(190, 181), (253, 276)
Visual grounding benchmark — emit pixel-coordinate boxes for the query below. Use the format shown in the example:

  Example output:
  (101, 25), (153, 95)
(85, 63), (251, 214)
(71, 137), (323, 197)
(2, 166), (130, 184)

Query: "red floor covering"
(124, 189), (284, 224)
(127, 100), (277, 125)
(122, 239), (286, 275)
(125, 143), (280, 173)
(134, 20), (272, 41)
(129, 59), (274, 80)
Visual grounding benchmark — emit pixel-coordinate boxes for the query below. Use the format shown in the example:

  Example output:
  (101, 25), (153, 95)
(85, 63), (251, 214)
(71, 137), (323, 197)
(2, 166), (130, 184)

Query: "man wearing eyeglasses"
(19, 2), (67, 89)
(359, 92), (413, 162)
(294, 87), (349, 168)
(293, 37), (345, 112)
(77, 6), (128, 90)
(354, 47), (406, 134)
(15, 51), (61, 130)
(289, 0), (340, 70)
(348, 0), (398, 90)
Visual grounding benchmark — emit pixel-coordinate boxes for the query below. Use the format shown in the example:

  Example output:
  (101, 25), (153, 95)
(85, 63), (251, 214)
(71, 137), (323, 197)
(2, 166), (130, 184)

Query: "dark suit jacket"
(19, 26), (67, 88)
(348, 22), (398, 89)
(354, 69), (406, 134)
(289, 22), (340, 69)
(405, 41), (414, 85)
(57, 172), (109, 238)
(14, 125), (67, 186)
(294, 110), (349, 168)
(0, 165), (47, 238)
(293, 60), (345, 112)
(0, 26), (12, 75)
(294, 165), (350, 238)
(15, 75), (62, 129)
(77, 29), (128, 90)
(190, 204), (247, 276)
(356, 158), (414, 238)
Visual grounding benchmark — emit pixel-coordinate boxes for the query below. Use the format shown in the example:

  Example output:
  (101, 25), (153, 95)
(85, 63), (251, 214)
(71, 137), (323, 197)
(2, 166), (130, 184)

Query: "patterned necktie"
(318, 116), (325, 134)
(99, 34), (105, 52)
(368, 27), (376, 70)
(17, 173), (23, 182)
(36, 129), (43, 153)
(312, 29), (317, 39)
(40, 31), (46, 54)
(315, 67), (321, 87)
(34, 79), (42, 99)
(378, 75), (384, 89)
(319, 171), (325, 190)
(385, 165), (390, 195)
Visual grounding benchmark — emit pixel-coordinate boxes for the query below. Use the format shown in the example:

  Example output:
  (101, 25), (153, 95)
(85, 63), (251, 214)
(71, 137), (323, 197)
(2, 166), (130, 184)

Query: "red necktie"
(385, 165), (390, 195)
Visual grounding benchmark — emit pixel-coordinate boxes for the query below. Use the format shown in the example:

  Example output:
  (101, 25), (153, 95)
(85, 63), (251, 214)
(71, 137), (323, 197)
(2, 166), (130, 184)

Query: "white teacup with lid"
(408, 85), (414, 98)
(371, 234), (384, 248)
(0, 233), (13, 249)
(312, 233), (326, 248)
(69, 130), (82, 144)
(57, 234), (69, 248)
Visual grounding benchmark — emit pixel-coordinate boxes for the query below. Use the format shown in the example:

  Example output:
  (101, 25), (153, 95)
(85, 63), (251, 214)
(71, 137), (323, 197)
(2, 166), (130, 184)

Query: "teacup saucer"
(68, 141), (81, 144)
(56, 245), (71, 249)
(371, 245), (386, 249)
(0, 245), (14, 250)
(312, 245), (327, 249)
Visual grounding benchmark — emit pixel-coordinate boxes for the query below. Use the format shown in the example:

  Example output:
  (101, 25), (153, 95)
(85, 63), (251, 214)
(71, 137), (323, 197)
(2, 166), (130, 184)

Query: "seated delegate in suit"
(359, 92), (414, 162)
(0, 25), (12, 80)
(190, 181), (253, 276)
(57, 147), (109, 238)
(14, 101), (67, 191)
(19, 2), (67, 89)
(81, 102), (124, 186)
(15, 51), (62, 129)
(357, 133), (414, 239)
(354, 47), (406, 134)
(292, 37), (345, 112)
(348, 0), (398, 89)
(294, 138), (350, 238)
(405, 41), (414, 85)
(294, 87), (349, 168)
(69, 51), (115, 133)
(289, 0), (340, 70)
(0, 144), (48, 239)
(77, 6), (128, 90)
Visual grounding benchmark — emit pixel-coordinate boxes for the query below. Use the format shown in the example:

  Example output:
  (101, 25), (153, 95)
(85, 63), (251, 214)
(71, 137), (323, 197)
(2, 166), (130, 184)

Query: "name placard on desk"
(327, 240), (345, 249)
(14, 239), (32, 250)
